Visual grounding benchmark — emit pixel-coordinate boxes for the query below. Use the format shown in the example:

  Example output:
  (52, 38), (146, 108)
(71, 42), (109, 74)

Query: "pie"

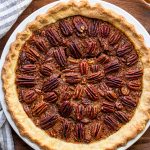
(2, 0), (150, 150)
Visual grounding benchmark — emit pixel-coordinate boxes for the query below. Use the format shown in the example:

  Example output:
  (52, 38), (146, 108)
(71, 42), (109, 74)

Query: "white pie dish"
(0, 0), (150, 150)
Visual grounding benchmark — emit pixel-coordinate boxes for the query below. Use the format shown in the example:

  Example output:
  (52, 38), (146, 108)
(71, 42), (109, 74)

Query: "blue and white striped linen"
(0, 0), (32, 39)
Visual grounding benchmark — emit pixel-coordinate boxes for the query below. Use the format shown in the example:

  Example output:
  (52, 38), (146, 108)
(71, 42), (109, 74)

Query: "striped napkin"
(0, 0), (32, 39)
(0, 0), (32, 149)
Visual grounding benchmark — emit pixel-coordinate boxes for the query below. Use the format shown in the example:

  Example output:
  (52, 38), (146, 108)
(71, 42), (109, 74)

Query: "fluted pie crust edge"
(2, 0), (150, 149)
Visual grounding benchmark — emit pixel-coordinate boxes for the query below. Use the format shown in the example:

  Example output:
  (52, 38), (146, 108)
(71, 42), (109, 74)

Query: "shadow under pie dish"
(1, 0), (150, 150)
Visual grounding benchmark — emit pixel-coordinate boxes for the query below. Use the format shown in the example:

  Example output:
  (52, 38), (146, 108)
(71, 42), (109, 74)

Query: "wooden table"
(0, 0), (150, 149)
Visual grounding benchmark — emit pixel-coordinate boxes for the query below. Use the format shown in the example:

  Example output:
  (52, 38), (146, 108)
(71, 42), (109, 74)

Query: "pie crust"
(2, 0), (150, 149)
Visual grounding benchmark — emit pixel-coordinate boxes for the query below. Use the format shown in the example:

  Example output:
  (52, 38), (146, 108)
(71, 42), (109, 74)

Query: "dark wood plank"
(0, 0), (150, 150)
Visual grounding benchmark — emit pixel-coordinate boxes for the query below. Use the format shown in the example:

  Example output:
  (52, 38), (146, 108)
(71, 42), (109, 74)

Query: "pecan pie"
(2, 0), (150, 150)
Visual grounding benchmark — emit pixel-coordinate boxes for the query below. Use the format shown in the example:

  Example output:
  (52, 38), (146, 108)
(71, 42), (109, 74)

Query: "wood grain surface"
(0, 0), (150, 150)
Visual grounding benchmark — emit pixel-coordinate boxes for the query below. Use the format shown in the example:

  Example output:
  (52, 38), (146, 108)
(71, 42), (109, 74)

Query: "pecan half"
(85, 84), (99, 101)
(91, 123), (102, 139)
(20, 64), (36, 73)
(32, 102), (47, 116)
(40, 64), (52, 76)
(79, 60), (88, 75)
(59, 20), (73, 36)
(62, 121), (71, 139)
(90, 65), (99, 72)
(127, 81), (141, 91)
(101, 101), (115, 113)
(26, 48), (40, 62)
(126, 54), (138, 66)
(120, 96), (137, 108)
(126, 69), (143, 80)
(106, 76), (122, 88)
(32, 37), (47, 52)
(53, 47), (67, 67)
(68, 41), (82, 59)
(115, 101), (123, 110)
(64, 73), (81, 84)
(87, 71), (104, 83)
(40, 114), (58, 130)
(73, 85), (84, 99)
(86, 41), (98, 57)
(117, 43), (133, 57)
(74, 123), (85, 141)
(16, 75), (35, 87)
(59, 101), (73, 118)
(86, 105), (98, 119)
(22, 90), (37, 104)
(104, 91), (117, 102)
(114, 111), (129, 123)
(109, 31), (121, 45)
(44, 92), (58, 103)
(73, 16), (87, 33)
(88, 19), (99, 37)
(45, 28), (61, 46)
(104, 116), (118, 130)
(99, 24), (110, 38)
(76, 104), (84, 120)
(42, 76), (59, 92)
(97, 54), (110, 64)
(104, 60), (119, 74)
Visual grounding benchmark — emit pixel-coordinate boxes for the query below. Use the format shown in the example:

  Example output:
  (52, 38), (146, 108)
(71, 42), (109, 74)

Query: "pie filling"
(16, 16), (143, 143)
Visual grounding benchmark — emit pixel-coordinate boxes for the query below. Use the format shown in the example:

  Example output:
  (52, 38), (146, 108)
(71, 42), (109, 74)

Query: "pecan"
(73, 16), (87, 33)
(97, 54), (110, 64)
(120, 86), (130, 95)
(32, 37), (47, 52)
(42, 76), (59, 92)
(104, 116), (118, 130)
(20, 64), (36, 73)
(68, 41), (82, 59)
(22, 90), (37, 104)
(90, 65), (99, 72)
(91, 123), (102, 139)
(120, 96), (137, 108)
(32, 102), (47, 116)
(101, 101), (115, 113)
(88, 19), (99, 37)
(86, 105), (98, 119)
(109, 31), (121, 45)
(40, 114), (58, 130)
(62, 121), (71, 139)
(73, 85), (84, 99)
(64, 73), (81, 84)
(114, 111), (129, 123)
(85, 84), (99, 101)
(16, 75), (35, 87)
(74, 123), (85, 141)
(59, 101), (73, 117)
(40, 64), (52, 76)
(126, 54), (138, 66)
(104, 91), (117, 102)
(115, 101), (123, 110)
(45, 28), (61, 46)
(104, 60), (119, 74)
(79, 60), (88, 75)
(127, 81), (141, 91)
(59, 20), (73, 36)
(106, 76), (122, 88)
(99, 24), (110, 38)
(53, 47), (67, 67)
(44, 92), (58, 103)
(117, 43), (133, 57)
(62, 65), (79, 73)
(86, 41), (98, 57)
(76, 104), (84, 120)
(99, 38), (109, 51)
(87, 71), (104, 83)
(125, 69), (143, 80)
(26, 48), (40, 62)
